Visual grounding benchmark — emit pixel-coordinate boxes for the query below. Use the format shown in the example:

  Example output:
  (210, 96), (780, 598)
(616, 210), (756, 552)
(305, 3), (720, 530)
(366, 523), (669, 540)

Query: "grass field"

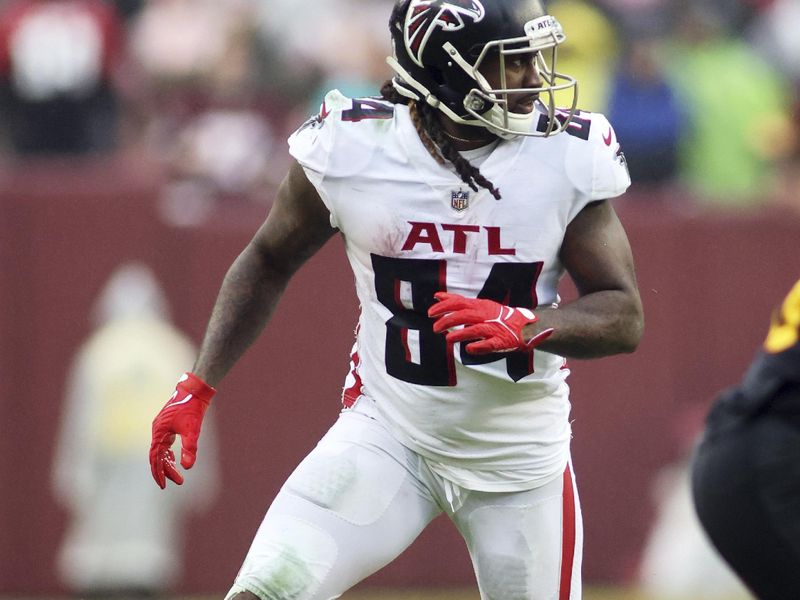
(343, 587), (750, 600)
(344, 587), (649, 599)
(0, 587), (748, 600)
(0, 585), (754, 600)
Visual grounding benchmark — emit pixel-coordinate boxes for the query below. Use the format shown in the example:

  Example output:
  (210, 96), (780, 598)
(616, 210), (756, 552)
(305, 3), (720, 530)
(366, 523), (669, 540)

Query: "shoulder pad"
(288, 89), (396, 184)
(565, 111), (630, 201)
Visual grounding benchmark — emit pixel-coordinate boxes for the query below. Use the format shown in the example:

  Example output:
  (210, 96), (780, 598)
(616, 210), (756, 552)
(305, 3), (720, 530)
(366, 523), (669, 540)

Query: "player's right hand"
(149, 372), (215, 489)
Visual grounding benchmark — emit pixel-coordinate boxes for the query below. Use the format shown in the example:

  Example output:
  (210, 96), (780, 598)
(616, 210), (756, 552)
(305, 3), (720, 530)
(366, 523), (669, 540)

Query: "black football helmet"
(387, 0), (578, 138)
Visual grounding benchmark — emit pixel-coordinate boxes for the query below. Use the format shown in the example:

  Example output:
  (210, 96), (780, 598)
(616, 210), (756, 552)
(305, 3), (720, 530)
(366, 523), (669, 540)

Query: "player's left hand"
(428, 292), (554, 354)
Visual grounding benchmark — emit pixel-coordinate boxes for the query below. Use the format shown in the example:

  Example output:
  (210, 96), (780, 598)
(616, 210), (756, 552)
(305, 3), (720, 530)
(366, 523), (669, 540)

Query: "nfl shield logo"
(451, 189), (470, 212)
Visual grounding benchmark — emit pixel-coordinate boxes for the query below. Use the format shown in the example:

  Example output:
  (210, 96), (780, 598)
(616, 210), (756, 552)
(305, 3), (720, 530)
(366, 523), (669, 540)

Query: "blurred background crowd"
(0, 0), (798, 212)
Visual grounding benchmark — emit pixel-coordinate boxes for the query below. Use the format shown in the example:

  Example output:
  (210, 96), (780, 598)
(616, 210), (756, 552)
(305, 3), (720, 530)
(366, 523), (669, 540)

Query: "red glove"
(150, 372), (215, 489)
(428, 292), (554, 354)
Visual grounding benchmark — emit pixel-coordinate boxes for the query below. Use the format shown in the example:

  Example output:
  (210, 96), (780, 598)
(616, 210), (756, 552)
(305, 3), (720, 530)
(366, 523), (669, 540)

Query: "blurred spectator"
(52, 261), (219, 600)
(607, 13), (686, 187)
(128, 0), (257, 94)
(300, 1), (393, 113)
(665, 0), (795, 207)
(113, 0), (145, 22)
(0, 0), (126, 155)
(127, 0), (282, 204)
(165, 108), (275, 203)
(748, 0), (800, 85)
(549, 0), (619, 112)
(748, 0), (800, 212)
(252, 0), (393, 121)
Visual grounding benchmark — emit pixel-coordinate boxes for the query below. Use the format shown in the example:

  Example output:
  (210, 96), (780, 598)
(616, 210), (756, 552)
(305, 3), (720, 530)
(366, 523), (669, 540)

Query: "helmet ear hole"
(467, 44), (485, 59)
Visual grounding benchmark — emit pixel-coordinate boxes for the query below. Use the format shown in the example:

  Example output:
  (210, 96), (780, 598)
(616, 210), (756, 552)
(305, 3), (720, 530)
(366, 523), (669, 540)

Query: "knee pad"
(467, 500), (563, 600)
(474, 551), (532, 600)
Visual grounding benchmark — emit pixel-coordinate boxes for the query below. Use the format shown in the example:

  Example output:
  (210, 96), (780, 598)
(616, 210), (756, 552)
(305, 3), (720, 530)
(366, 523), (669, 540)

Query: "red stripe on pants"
(559, 465), (576, 600)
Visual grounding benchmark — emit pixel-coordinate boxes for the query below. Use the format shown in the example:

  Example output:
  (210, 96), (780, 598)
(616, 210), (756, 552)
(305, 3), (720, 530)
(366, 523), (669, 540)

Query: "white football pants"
(224, 402), (582, 600)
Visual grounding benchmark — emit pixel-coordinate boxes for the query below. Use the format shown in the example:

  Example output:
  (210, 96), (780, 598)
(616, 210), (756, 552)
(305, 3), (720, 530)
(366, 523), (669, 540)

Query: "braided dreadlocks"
(380, 81), (501, 200)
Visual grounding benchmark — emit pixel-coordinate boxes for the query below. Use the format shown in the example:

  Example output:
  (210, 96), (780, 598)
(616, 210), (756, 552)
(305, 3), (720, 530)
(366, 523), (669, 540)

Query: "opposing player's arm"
(192, 160), (336, 386)
(529, 199), (643, 358)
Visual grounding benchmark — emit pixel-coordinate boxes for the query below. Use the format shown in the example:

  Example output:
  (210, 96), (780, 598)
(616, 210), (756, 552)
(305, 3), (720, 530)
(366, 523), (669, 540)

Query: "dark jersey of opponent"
(707, 280), (800, 431)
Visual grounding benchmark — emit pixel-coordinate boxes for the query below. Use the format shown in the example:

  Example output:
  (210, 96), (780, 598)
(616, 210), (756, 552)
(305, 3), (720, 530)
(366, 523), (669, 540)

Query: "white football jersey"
(289, 90), (630, 491)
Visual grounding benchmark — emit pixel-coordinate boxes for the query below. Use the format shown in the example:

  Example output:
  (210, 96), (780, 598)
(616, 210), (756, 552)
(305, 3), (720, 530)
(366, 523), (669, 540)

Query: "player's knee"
(227, 592), (260, 600)
(228, 515), (338, 600)
(474, 551), (532, 600)
(473, 544), (578, 600)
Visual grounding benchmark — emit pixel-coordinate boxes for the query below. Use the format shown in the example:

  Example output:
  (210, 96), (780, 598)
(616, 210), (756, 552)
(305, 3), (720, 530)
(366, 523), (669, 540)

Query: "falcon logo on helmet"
(405, 0), (485, 67)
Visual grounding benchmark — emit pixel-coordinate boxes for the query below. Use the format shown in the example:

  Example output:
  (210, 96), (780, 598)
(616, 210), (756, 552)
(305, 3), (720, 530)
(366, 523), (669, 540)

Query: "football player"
(149, 1), (644, 598)
(692, 279), (800, 600)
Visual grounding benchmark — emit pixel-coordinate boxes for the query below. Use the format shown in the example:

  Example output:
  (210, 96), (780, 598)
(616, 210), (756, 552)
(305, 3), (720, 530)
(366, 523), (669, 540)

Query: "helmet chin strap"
(486, 108), (537, 140)
(386, 57), (424, 102)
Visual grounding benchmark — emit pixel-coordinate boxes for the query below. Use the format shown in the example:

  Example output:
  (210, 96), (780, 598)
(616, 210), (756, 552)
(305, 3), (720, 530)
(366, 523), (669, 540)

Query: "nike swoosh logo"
(168, 393), (193, 407)
(603, 128), (613, 146)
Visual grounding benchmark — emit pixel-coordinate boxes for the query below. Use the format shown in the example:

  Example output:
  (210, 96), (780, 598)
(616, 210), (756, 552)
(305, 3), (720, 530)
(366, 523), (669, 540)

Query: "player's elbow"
(618, 300), (644, 353)
(617, 326), (643, 354)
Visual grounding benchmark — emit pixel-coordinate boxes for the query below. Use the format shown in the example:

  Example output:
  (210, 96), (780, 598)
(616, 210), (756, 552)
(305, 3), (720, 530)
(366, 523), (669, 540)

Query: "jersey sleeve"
(288, 89), (395, 229)
(287, 90), (352, 228)
(565, 111), (631, 223)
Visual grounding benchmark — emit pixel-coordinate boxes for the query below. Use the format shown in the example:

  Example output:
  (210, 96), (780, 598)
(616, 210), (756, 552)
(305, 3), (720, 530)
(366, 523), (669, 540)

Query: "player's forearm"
(192, 243), (291, 386)
(529, 289), (643, 359)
